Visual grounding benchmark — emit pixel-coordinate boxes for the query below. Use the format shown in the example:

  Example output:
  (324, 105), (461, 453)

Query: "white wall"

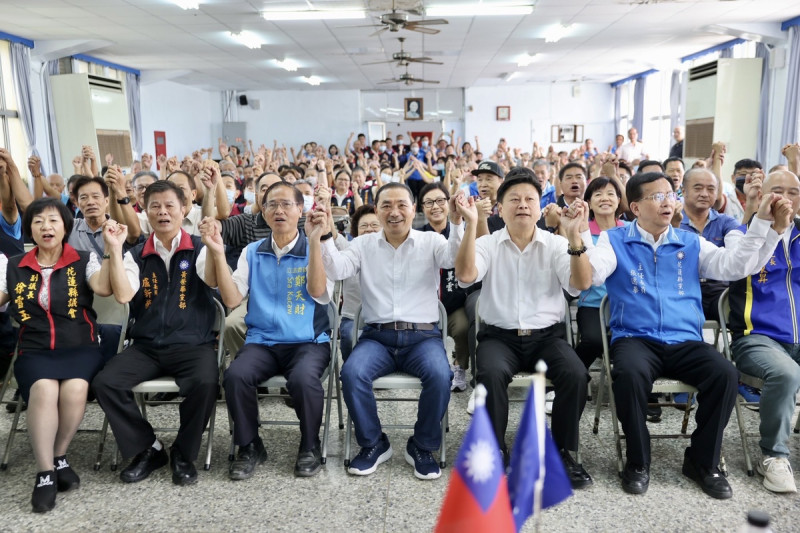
(140, 80), (221, 160)
(230, 89), (361, 151)
(464, 83), (614, 155)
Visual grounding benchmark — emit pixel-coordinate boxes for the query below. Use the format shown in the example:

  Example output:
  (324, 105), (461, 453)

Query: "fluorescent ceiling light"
(228, 31), (264, 49)
(302, 75), (322, 86)
(543, 24), (572, 43)
(516, 53), (537, 67)
(274, 59), (300, 72)
(262, 10), (365, 21)
(170, 0), (199, 9)
(502, 71), (520, 82)
(426, 4), (533, 16)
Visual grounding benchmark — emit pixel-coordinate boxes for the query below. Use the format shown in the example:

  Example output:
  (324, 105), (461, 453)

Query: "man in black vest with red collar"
(93, 180), (220, 486)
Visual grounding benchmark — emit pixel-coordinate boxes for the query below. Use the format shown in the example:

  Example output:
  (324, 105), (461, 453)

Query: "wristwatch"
(116, 197), (131, 205)
(320, 231), (334, 241)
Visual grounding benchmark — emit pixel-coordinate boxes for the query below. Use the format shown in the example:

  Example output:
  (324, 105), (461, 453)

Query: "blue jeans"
(340, 325), (451, 451)
(733, 334), (800, 457)
(340, 318), (355, 362)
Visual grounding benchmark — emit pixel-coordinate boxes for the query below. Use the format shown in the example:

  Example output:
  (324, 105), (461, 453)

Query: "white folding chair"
(1, 299), (130, 471)
(226, 301), (343, 465)
(100, 298), (226, 471)
(343, 301), (449, 469)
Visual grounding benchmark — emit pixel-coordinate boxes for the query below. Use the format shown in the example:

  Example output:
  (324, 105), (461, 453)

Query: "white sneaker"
(467, 389), (475, 415)
(451, 364), (467, 392)
(545, 391), (555, 415)
(757, 456), (798, 493)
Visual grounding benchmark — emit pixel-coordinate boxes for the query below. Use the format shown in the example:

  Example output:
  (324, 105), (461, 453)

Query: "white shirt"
(321, 226), (464, 324)
(196, 233), (331, 305)
(137, 205), (204, 236)
(589, 217), (782, 286)
(458, 227), (581, 330)
(720, 182), (745, 224)
(618, 142), (646, 162)
(122, 231), (184, 293)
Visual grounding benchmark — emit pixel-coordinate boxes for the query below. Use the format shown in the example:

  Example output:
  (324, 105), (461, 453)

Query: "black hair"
(256, 172), (283, 190)
(733, 158), (763, 174)
(143, 179), (185, 208)
(374, 182), (414, 205)
(558, 162), (587, 181)
(662, 157), (684, 170)
(618, 160), (633, 176)
(496, 175), (542, 204)
(626, 172), (674, 203)
(264, 181), (303, 206)
(584, 177), (623, 219)
(419, 181), (450, 203)
(638, 159), (664, 172)
(131, 170), (158, 187)
(334, 169), (352, 182)
(350, 205), (377, 237)
(328, 144), (339, 155)
(74, 175), (108, 198)
(23, 197), (74, 245)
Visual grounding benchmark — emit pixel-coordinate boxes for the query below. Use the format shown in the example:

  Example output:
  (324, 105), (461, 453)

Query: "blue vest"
(604, 223), (705, 344)
(244, 231), (330, 346)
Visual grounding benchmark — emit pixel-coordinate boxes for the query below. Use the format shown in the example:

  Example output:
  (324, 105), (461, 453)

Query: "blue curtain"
(125, 72), (142, 160)
(9, 42), (37, 157)
(755, 43), (771, 164)
(781, 27), (800, 149)
(632, 77), (646, 134)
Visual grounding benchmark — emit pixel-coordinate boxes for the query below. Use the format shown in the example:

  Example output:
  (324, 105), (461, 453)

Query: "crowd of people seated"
(0, 130), (799, 514)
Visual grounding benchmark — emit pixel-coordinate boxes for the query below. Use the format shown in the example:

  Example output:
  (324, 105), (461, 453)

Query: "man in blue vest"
(728, 169), (800, 493)
(199, 181), (332, 479)
(588, 172), (790, 499)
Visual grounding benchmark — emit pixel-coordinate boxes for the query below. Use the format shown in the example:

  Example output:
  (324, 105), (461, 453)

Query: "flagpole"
(532, 360), (547, 533)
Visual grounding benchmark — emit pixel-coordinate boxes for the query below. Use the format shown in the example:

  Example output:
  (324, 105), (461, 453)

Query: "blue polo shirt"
(679, 208), (739, 248)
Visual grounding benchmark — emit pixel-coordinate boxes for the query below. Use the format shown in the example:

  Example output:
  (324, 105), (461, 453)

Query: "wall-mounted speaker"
(238, 95), (248, 106)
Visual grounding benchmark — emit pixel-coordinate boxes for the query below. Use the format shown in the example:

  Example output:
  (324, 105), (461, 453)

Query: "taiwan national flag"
(435, 385), (515, 533)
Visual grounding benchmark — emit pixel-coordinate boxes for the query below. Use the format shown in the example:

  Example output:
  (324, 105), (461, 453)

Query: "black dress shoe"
(31, 470), (57, 513)
(149, 392), (179, 402)
(646, 405), (662, 423)
(559, 449), (593, 489)
(54, 455), (80, 492)
(229, 436), (267, 480)
(294, 446), (323, 477)
(682, 447), (732, 499)
(170, 446), (198, 486)
(280, 387), (295, 408)
(621, 462), (649, 494)
(120, 445), (168, 483)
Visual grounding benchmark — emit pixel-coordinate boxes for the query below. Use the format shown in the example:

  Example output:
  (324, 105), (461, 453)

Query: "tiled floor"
(1, 381), (798, 533)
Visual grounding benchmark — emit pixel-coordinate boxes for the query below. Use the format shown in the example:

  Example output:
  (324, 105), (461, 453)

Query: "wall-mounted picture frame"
(405, 97), (423, 120)
(496, 106), (511, 121)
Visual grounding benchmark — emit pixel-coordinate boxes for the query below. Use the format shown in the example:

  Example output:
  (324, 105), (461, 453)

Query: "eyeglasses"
(357, 222), (381, 231)
(134, 185), (148, 192)
(421, 197), (447, 208)
(640, 191), (678, 203)
(264, 200), (297, 211)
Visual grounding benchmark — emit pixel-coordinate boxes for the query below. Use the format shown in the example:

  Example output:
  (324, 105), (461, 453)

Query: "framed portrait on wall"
(496, 106), (511, 121)
(405, 97), (423, 120)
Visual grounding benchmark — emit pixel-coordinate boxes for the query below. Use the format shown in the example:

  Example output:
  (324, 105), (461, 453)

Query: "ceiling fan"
(363, 37), (443, 67)
(345, 0), (448, 37)
(378, 63), (440, 85)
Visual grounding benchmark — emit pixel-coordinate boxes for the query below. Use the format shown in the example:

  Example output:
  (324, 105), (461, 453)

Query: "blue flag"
(508, 384), (572, 532)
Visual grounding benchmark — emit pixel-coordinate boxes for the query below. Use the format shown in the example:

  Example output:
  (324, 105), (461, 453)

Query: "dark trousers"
(575, 306), (603, 369)
(611, 338), (738, 468)
(476, 324), (588, 452)
(92, 343), (219, 461)
(224, 342), (330, 452)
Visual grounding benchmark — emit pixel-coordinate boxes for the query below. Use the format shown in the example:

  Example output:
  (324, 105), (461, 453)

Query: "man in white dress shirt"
(455, 174), (594, 488)
(307, 182), (465, 480)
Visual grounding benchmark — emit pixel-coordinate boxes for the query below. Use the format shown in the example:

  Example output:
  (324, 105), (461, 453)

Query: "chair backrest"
(717, 288), (733, 359)
(352, 301), (447, 350)
(92, 296), (130, 355)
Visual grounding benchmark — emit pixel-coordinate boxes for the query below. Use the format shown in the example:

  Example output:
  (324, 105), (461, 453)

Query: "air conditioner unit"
(50, 73), (133, 175)
(684, 58), (762, 177)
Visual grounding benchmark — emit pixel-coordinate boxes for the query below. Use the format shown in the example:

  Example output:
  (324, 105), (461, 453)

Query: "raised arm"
(305, 208), (330, 299)
(783, 143), (800, 176)
(0, 149), (33, 213)
(560, 201), (592, 291)
(199, 216), (244, 308)
(455, 195), (479, 284)
(94, 220), (136, 303)
(105, 166), (142, 244)
(0, 157), (18, 224)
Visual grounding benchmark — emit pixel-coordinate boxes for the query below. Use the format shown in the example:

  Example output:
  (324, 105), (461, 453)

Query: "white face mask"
(379, 145), (387, 152)
(381, 172), (393, 182)
(411, 147), (419, 155)
(302, 195), (314, 212)
(244, 190), (255, 203)
(226, 190), (236, 204)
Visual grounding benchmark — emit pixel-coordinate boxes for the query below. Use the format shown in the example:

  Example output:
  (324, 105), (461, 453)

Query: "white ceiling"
(2, 0), (798, 91)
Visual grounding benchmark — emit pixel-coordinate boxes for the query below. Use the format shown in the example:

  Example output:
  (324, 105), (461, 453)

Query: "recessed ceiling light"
(302, 75), (322, 86)
(227, 31), (264, 49)
(262, 10), (366, 21)
(426, 4), (533, 16)
(543, 24), (572, 43)
(170, 0), (199, 9)
(274, 59), (300, 72)
(517, 53), (538, 67)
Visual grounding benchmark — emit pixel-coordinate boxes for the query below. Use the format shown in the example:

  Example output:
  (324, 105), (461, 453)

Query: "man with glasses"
(588, 172), (790, 498)
(198, 181), (333, 479)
